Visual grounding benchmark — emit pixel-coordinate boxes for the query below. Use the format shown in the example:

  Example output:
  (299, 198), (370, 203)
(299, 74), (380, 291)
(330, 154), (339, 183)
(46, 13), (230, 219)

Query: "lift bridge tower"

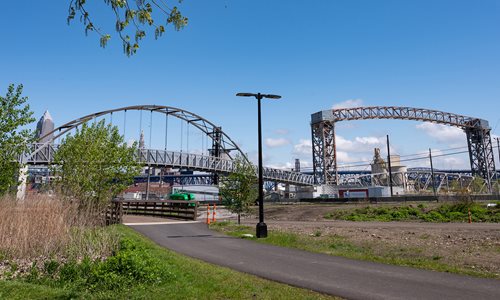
(311, 106), (496, 193)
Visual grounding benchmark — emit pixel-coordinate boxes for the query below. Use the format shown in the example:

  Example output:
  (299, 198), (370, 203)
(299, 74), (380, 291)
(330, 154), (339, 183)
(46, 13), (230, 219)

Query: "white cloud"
(267, 162), (294, 170)
(274, 129), (289, 135)
(268, 160), (313, 171)
(416, 123), (465, 146)
(336, 135), (385, 152)
(292, 139), (312, 156)
(290, 135), (384, 167)
(265, 137), (290, 148)
(332, 99), (364, 109)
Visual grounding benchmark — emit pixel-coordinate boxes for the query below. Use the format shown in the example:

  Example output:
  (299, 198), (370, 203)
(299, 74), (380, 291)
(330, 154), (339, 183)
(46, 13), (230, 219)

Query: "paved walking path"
(129, 222), (499, 300)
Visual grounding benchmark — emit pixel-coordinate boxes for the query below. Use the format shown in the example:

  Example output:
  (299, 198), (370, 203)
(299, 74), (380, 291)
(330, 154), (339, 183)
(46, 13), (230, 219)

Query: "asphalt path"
(129, 222), (500, 300)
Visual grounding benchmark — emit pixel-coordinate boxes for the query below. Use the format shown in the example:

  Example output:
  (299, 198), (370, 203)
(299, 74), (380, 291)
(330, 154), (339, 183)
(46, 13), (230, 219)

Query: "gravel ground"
(238, 204), (500, 277)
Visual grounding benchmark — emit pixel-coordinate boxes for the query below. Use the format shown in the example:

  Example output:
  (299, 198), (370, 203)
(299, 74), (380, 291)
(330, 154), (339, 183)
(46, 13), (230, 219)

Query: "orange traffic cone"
(206, 204), (211, 225)
(212, 204), (217, 223)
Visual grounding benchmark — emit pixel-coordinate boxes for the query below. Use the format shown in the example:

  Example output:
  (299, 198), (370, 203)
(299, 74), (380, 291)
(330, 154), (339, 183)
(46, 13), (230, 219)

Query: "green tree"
(53, 120), (141, 208)
(469, 176), (485, 194)
(219, 155), (258, 224)
(68, 0), (188, 56)
(0, 84), (35, 196)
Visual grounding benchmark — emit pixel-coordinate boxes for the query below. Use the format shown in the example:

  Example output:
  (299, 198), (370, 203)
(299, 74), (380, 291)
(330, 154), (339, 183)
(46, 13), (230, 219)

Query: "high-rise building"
(35, 110), (54, 143)
(139, 130), (145, 149)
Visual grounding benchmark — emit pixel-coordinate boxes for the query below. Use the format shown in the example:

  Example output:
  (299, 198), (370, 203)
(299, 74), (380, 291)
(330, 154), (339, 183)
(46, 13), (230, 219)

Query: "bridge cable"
(164, 109), (168, 151)
(149, 110), (153, 149)
(187, 121), (190, 154)
(201, 129), (204, 156)
(139, 110), (143, 143)
(110, 112), (113, 125)
(180, 119), (183, 152)
(123, 110), (127, 141)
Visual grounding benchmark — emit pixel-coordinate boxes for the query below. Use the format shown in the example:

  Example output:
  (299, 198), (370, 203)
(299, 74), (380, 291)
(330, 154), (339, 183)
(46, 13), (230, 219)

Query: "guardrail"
(119, 200), (198, 221)
(300, 194), (500, 204)
(23, 143), (315, 186)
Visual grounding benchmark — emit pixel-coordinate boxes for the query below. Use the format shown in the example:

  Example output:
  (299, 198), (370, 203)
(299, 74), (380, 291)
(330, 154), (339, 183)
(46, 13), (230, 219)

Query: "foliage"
(219, 155), (258, 224)
(0, 84), (35, 196)
(1, 225), (334, 299)
(67, 0), (188, 56)
(52, 120), (141, 208)
(469, 176), (486, 193)
(324, 202), (500, 223)
(22, 235), (171, 293)
(0, 195), (118, 260)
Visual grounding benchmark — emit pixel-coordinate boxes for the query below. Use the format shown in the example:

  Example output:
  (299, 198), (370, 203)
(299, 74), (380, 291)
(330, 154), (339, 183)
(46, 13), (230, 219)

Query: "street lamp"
(236, 92), (282, 238)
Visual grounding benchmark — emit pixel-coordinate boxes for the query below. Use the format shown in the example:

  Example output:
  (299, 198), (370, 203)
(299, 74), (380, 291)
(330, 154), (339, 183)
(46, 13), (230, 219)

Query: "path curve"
(129, 222), (499, 300)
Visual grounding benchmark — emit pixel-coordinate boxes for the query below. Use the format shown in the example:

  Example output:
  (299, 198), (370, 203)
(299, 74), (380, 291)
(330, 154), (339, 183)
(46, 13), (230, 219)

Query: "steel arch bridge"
(339, 168), (477, 194)
(24, 105), (314, 186)
(311, 106), (496, 191)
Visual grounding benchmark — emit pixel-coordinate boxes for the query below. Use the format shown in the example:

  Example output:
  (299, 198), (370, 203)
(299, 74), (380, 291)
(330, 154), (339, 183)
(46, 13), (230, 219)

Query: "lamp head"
(236, 93), (256, 97)
(262, 94), (281, 99)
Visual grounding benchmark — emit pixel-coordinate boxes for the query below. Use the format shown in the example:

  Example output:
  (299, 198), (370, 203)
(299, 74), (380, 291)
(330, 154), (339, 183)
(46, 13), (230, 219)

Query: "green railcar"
(169, 192), (196, 206)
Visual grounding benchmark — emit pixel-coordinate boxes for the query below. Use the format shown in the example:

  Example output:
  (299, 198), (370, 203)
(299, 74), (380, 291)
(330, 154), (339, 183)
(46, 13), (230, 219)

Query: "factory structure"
(293, 148), (408, 199)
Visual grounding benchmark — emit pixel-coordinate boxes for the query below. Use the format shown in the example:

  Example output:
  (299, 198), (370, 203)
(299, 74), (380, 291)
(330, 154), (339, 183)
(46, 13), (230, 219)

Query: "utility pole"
(496, 138), (500, 194)
(429, 148), (437, 198)
(386, 135), (394, 197)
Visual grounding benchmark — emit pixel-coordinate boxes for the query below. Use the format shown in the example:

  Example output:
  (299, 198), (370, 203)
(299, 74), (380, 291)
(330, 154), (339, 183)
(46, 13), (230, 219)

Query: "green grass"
(211, 221), (497, 279)
(0, 225), (337, 300)
(324, 202), (500, 223)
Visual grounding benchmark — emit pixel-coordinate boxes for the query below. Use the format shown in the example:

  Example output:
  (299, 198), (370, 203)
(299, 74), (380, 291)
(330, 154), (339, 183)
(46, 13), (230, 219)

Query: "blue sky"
(1, 0), (499, 170)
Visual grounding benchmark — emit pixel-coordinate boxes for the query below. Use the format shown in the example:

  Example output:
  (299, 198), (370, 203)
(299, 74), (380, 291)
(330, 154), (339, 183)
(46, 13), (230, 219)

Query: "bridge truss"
(339, 168), (478, 194)
(311, 106), (496, 192)
(25, 105), (314, 186)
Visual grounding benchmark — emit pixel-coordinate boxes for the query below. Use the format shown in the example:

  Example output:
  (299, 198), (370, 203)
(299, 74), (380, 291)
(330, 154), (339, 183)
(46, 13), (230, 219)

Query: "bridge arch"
(311, 106), (496, 191)
(24, 104), (314, 186)
(31, 105), (248, 163)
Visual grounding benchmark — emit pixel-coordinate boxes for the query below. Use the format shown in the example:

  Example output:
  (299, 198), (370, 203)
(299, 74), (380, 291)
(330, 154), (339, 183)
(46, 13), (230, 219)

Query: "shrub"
(25, 237), (173, 292)
(325, 202), (499, 223)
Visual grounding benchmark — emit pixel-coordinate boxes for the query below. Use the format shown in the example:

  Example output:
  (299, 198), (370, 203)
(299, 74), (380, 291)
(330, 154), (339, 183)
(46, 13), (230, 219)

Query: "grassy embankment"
(0, 197), (335, 300)
(1, 225), (336, 299)
(211, 202), (500, 279)
(324, 202), (500, 222)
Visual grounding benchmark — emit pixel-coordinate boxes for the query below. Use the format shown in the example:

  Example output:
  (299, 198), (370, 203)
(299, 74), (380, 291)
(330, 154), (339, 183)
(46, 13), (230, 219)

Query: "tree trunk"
(238, 213), (241, 224)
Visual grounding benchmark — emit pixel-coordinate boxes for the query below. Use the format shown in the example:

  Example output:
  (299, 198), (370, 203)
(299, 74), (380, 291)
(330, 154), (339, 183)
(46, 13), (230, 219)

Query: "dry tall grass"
(0, 195), (118, 260)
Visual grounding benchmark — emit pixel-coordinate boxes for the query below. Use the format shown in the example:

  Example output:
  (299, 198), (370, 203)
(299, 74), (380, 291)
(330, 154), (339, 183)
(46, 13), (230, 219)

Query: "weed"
(324, 202), (499, 223)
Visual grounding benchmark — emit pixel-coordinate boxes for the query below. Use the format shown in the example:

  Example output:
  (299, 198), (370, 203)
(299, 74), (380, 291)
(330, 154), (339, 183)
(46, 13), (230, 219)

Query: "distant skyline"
(1, 1), (499, 170)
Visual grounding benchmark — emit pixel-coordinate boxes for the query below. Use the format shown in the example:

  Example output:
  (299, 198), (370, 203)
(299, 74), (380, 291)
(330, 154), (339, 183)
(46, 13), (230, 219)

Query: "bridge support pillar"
(16, 165), (28, 201)
(465, 127), (496, 193)
(211, 127), (222, 185)
(311, 121), (337, 185)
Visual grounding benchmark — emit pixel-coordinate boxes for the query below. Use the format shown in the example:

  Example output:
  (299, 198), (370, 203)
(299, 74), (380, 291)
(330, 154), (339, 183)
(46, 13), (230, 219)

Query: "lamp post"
(236, 92), (281, 238)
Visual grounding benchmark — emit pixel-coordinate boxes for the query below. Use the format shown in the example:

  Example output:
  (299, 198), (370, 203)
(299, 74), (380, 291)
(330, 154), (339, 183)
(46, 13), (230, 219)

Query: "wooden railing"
(119, 200), (198, 221)
(106, 201), (123, 225)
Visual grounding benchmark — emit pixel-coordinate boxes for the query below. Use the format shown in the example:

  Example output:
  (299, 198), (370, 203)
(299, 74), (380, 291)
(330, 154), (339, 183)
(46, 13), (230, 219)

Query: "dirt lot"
(240, 204), (500, 277)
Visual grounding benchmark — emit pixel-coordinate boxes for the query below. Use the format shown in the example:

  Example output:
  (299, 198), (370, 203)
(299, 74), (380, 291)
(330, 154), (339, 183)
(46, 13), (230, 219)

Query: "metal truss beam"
(24, 144), (315, 186)
(28, 105), (249, 165)
(311, 121), (337, 184)
(311, 106), (496, 192)
(340, 170), (476, 193)
(466, 128), (496, 191)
